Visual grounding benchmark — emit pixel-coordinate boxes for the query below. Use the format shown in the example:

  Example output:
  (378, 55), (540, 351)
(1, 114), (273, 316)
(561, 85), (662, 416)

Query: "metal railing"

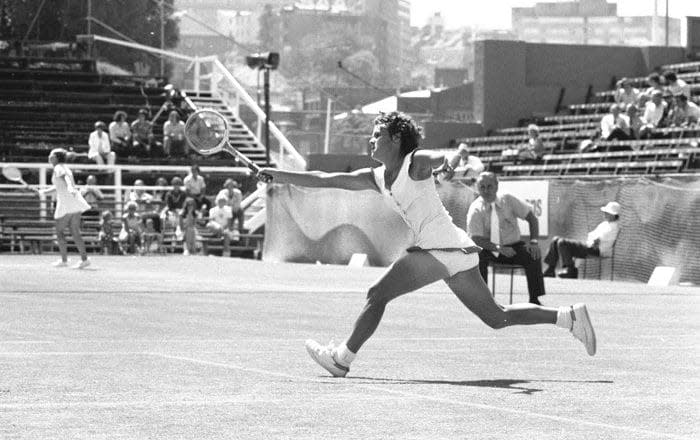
(89, 34), (306, 172)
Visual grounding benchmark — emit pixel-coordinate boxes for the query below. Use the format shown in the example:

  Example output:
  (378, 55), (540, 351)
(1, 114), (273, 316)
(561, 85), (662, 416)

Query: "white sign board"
(498, 180), (549, 237)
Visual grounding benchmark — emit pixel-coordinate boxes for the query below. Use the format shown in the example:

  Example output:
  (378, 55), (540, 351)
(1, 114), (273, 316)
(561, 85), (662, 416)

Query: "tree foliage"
(0, 0), (179, 75)
(280, 21), (383, 89)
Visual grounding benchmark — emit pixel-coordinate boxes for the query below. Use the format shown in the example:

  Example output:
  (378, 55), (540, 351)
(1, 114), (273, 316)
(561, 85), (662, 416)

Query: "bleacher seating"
(458, 60), (700, 176)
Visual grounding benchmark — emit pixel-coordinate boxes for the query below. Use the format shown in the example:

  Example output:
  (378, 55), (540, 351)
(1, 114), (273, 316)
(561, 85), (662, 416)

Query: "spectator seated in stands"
(614, 78), (640, 107)
(518, 124), (545, 163)
(663, 70), (691, 99)
(126, 179), (154, 208)
(217, 178), (245, 235)
(180, 197), (199, 256)
(163, 110), (187, 157)
(98, 210), (119, 255)
(80, 174), (104, 217)
(600, 104), (631, 142)
(640, 90), (669, 139)
(668, 93), (700, 128)
(88, 121), (116, 166)
(161, 176), (186, 237)
(119, 201), (143, 254)
(131, 109), (155, 157)
(108, 110), (132, 154)
(152, 177), (169, 203)
(162, 84), (187, 119)
(184, 164), (208, 213)
(206, 194), (235, 257)
(543, 202), (621, 279)
(142, 217), (163, 254)
(638, 73), (664, 107)
(623, 103), (644, 141)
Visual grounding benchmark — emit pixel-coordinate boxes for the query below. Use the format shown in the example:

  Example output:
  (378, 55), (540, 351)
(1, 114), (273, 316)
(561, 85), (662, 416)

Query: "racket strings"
(185, 111), (228, 153)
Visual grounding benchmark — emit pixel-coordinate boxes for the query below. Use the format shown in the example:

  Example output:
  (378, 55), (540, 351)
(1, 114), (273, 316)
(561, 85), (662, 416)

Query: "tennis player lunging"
(39, 148), (92, 269)
(258, 112), (596, 377)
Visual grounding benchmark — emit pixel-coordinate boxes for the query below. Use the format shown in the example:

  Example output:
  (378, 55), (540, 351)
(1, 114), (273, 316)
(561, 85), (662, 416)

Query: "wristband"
(529, 239), (538, 244)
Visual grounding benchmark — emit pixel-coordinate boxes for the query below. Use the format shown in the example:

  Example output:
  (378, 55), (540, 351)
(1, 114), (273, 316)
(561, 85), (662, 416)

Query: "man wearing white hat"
(543, 201), (621, 279)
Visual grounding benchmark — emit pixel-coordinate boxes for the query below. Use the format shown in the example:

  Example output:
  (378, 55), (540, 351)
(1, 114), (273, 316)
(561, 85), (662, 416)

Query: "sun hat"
(600, 201), (621, 215)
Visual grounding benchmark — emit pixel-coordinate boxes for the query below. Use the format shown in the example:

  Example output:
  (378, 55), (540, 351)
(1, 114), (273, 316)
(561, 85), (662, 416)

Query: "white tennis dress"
(373, 153), (480, 276)
(52, 164), (90, 219)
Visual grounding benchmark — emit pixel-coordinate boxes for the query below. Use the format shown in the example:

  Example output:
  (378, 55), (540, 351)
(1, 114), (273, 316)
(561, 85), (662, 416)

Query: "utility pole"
(87, 0), (92, 35)
(665, 0), (669, 47)
(160, 0), (165, 76)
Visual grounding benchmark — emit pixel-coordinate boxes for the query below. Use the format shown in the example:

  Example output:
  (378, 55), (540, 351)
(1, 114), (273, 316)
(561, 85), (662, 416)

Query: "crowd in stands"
(583, 70), (699, 152)
(72, 164), (246, 257)
(83, 86), (189, 165)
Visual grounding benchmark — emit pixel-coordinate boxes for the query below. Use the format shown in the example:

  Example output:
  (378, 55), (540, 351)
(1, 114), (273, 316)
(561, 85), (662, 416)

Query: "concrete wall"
(473, 40), (687, 131)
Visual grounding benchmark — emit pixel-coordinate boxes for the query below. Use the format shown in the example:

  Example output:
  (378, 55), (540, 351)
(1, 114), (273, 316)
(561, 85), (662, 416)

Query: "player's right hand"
(257, 168), (274, 183)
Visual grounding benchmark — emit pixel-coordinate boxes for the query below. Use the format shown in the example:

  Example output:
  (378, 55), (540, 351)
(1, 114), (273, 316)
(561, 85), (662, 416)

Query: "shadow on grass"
(348, 377), (614, 395)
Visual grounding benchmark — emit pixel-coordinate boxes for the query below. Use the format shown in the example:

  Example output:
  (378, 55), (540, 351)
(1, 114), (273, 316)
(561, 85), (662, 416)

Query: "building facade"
(512, 0), (681, 46)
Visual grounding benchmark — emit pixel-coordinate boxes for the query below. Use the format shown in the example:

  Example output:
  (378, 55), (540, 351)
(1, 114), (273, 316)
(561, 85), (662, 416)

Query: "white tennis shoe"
(305, 339), (349, 377)
(52, 259), (69, 267)
(570, 303), (596, 356)
(72, 258), (91, 269)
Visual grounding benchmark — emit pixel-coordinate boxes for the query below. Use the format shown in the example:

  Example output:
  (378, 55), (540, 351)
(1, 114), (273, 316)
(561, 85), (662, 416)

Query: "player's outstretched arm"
(258, 167), (378, 192)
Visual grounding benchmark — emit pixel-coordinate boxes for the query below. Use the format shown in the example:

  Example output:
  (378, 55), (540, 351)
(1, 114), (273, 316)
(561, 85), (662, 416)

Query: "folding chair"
(489, 262), (523, 304)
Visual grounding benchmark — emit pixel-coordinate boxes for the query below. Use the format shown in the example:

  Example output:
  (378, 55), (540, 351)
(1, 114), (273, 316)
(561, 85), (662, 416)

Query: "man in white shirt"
(640, 91), (668, 139)
(88, 121), (116, 166)
(543, 202), (621, 279)
(600, 104), (630, 140)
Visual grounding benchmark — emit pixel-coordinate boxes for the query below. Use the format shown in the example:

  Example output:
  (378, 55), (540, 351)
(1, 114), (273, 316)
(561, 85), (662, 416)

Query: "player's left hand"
(526, 242), (541, 260)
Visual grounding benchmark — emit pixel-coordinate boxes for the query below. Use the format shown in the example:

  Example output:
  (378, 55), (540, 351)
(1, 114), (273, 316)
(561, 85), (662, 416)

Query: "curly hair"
(373, 111), (423, 157)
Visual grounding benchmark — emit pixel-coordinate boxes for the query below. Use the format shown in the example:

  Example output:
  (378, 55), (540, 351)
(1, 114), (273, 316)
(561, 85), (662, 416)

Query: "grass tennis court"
(1, 255), (698, 439)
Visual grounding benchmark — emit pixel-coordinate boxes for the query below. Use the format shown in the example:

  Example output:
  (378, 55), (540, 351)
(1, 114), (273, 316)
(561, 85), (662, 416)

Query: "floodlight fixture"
(245, 52), (280, 70)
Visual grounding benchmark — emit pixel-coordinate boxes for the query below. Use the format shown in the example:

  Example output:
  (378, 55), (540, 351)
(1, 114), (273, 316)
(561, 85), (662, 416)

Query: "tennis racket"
(184, 109), (272, 182)
(2, 166), (35, 191)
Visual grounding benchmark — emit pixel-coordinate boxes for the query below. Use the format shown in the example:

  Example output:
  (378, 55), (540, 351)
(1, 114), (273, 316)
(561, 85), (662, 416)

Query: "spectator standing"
(217, 178), (245, 235)
(640, 90), (668, 139)
(543, 202), (621, 279)
(663, 71), (691, 99)
(163, 110), (187, 157)
(206, 194), (234, 257)
(180, 197), (199, 256)
(184, 164), (208, 212)
(131, 109), (155, 157)
(668, 93), (700, 127)
(108, 110), (132, 154)
(467, 172), (545, 305)
(80, 174), (104, 217)
(88, 121), (116, 166)
(614, 78), (640, 107)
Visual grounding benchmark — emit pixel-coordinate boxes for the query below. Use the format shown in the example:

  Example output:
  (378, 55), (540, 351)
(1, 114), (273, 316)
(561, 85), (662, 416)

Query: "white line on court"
(0, 398), (285, 410)
(152, 352), (694, 440)
(0, 341), (54, 344)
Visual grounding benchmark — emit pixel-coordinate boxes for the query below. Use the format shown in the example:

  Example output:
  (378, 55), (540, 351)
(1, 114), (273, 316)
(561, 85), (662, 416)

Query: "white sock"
(556, 306), (573, 330)
(335, 342), (356, 367)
